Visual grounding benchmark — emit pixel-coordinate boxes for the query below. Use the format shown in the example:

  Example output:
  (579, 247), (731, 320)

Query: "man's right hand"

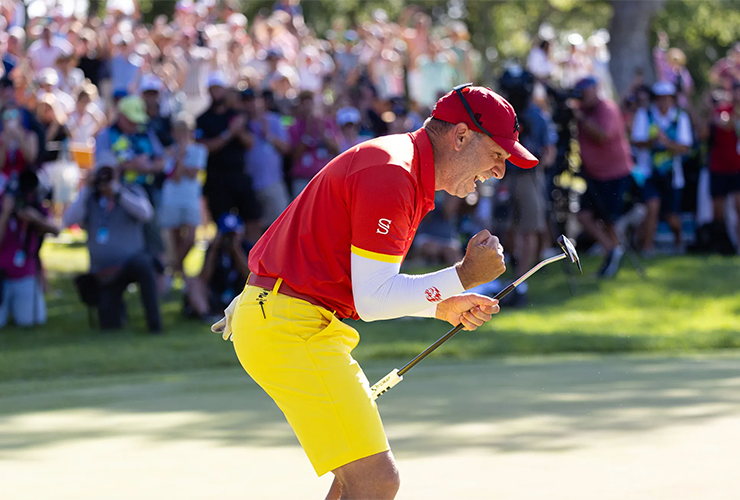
(456, 229), (506, 289)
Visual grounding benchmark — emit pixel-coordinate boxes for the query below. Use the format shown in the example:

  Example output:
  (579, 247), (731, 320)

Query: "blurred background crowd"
(0, 0), (739, 333)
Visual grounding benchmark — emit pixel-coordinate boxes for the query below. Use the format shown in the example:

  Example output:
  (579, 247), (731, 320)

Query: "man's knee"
(334, 451), (400, 498)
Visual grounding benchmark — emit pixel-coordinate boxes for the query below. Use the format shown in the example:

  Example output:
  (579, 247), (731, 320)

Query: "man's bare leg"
(325, 476), (343, 500)
(328, 450), (400, 500)
(578, 210), (617, 252)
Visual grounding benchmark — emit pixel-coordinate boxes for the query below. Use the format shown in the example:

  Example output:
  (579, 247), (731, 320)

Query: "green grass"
(0, 234), (738, 383)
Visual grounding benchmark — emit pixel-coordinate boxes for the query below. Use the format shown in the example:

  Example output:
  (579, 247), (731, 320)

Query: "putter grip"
(370, 369), (403, 400)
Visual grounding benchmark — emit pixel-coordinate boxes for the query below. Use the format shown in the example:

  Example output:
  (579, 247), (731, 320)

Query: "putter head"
(557, 235), (583, 274)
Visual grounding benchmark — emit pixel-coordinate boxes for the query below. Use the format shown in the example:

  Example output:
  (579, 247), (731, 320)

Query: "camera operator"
(570, 76), (634, 277)
(95, 95), (168, 282)
(0, 170), (59, 328)
(188, 213), (251, 318)
(63, 153), (162, 333)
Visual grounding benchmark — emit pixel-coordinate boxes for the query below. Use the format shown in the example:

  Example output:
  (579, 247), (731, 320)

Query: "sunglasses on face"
(453, 83), (498, 140)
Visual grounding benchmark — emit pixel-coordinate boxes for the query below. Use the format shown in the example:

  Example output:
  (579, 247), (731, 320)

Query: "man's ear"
(452, 122), (470, 151)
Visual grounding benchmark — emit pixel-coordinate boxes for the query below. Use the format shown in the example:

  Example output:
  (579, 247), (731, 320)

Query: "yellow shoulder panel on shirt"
(351, 245), (404, 264)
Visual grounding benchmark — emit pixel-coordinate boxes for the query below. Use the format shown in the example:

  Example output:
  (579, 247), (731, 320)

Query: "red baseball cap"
(431, 84), (539, 169)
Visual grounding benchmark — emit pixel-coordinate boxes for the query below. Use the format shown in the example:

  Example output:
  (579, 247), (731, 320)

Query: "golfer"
(213, 85), (538, 499)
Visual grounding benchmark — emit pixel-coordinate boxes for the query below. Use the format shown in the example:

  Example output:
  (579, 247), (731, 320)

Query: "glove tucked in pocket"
(211, 293), (242, 341)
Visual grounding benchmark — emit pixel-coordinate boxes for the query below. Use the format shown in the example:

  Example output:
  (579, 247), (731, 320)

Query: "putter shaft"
(371, 251), (572, 400)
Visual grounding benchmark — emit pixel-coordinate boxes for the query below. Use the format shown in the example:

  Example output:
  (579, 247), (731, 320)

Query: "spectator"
(0, 104), (39, 176)
(110, 32), (142, 96)
(2, 26), (25, 77)
(55, 52), (85, 97)
(76, 29), (104, 88)
(28, 26), (73, 73)
(36, 68), (75, 115)
(196, 212), (251, 317)
(35, 93), (70, 164)
(159, 113), (205, 280)
(67, 84), (107, 144)
(95, 95), (167, 269)
(62, 154), (162, 333)
(710, 43), (740, 91)
(571, 76), (634, 277)
(631, 81), (692, 254)
(289, 90), (339, 196)
(499, 68), (556, 306)
(0, 170), (60, 328)
(705, 82), (740, 253)
(261, 48), (285, 91)
(336, 106), (366, 152)
(140, 74), (173, 148)
(173, 30), (213, 118)
(242, 89), (291, 228)
(527, 38), (554, 81)
(195, 71), (262, 242)
(0, 77), (46, 166)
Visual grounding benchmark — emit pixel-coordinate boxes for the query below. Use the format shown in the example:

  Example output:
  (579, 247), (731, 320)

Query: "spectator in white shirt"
(28, 27), (73, 73)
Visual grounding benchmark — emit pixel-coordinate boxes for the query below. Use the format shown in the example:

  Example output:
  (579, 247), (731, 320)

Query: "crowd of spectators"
(0, 1), (479, 331)
(0, 1), (738, 331)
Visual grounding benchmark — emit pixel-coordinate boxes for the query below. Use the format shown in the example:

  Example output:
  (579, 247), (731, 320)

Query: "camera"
(92, 166), (116, 195)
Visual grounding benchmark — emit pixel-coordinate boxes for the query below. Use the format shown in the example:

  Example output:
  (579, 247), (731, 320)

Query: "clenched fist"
(456, 229), (506, 289)
(435, 293), (500, 331)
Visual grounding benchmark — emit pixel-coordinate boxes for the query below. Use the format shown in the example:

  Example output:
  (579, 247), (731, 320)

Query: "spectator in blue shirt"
(242, 88), (291, 228)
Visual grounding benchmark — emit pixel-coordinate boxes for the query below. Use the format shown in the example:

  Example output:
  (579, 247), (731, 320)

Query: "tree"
(608, 0), (666, 97)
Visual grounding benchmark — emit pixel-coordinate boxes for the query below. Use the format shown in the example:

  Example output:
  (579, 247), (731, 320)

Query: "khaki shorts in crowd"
(507, 169), (547, 233)
(256, 182), (291, 228)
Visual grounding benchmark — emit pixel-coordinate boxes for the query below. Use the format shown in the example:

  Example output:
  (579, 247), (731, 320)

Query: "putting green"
(2, 354), (740, 499)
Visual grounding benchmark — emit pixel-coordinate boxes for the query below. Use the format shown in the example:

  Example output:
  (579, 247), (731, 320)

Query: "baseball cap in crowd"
(118, 96), (149, 124)
(431, 84), (538, 169)
(38, 68), (59, 87)
(113, 89), (128, 101)
(111, 32), (135, 46)
(206, 71), (229, 89)
(652, 80), (676, 97)
(574, 76), (598, 93)
(337, 106), (361, 126)
(139, 73), (163, 94)
(265, 48), (283, 60)
(217, 213), (244, 234)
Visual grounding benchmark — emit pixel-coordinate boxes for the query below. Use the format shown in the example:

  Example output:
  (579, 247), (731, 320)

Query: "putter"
(370, 235), (582, 400)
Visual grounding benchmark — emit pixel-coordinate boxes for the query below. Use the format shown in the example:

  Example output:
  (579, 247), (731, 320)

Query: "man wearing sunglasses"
(212, 85), (539, 499)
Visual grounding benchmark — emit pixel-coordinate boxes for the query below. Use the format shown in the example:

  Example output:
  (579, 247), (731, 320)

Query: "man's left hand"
(435, 293), (500, 331)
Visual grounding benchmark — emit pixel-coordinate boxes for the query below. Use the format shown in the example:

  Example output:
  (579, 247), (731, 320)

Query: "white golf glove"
(211, 294), (241, 341)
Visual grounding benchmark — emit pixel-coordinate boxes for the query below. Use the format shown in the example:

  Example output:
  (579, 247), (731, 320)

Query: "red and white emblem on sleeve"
(424, 286), (442, 302)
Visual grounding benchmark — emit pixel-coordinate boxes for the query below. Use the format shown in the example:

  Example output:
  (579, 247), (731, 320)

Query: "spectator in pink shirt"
(288, 90), (339, 197)
(571, 76), (634, 277)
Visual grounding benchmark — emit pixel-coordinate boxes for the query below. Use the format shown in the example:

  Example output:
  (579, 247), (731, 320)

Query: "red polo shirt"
(248, 128), (436, 320)
(709, 105), (740, 174)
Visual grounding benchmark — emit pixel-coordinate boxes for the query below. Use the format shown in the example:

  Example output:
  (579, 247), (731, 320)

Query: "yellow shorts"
(231, 284), (389, 476)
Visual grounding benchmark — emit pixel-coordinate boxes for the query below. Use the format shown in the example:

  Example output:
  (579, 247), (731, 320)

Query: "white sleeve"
(351, 252), (464, 322)
(677, 112), (693, 147)
(631, 109), (649, 142)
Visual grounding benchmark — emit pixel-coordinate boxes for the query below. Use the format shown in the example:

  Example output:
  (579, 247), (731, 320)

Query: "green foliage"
(654, 0), (740, 94)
